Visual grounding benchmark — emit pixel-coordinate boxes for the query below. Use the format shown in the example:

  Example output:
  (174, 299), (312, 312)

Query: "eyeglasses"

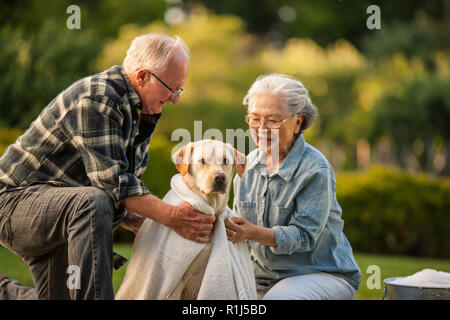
(245, 115), (293, 129)
(148, 71), (185, 99)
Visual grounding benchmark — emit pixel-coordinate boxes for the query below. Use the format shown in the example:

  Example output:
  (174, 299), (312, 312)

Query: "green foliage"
(361, 14), (450, 63)
(0, 20), (102, 128)
(201, 0), (449, 48)
(370, 70), (450, 173)
(372, 74), (450, 144)
(337, 167), (450, 258)
(0, 0), (167, 39)
(0, 128), (22, 156)
(0, 0), (169, 129)
(1, 2), (448, 174)
(140, 134), (179, 199)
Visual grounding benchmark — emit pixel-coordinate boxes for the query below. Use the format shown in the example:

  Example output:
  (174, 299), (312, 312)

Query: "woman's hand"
(225, 217), (255, 243)
(225, 216), (278, 248)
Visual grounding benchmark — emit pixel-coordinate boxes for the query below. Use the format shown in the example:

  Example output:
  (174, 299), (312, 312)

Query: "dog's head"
(172, 139), (246, 195)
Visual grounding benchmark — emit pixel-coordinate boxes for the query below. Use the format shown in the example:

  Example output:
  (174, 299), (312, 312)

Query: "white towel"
(115, 174), (257, 300)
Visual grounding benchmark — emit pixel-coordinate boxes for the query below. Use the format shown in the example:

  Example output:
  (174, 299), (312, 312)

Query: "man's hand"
(166, 202), (216, 243)
(120, 211), (146, 235)
(124, 194), (215, 244)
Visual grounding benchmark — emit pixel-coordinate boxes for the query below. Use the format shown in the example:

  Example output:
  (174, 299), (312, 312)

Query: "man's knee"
(85, 188), (114, 211)
(74, 187), (114, 227)
(86, 188), (114, 223)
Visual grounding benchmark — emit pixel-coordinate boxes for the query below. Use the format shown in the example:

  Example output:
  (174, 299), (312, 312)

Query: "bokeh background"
(0, 0), (449, 299)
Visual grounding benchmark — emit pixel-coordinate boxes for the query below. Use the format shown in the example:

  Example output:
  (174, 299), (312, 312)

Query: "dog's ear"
(233, 148), (247, 177)
(172, 143), (194, 176)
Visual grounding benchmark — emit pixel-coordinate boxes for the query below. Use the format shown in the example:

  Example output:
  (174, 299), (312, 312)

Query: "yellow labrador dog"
(168, 139), (246, 299)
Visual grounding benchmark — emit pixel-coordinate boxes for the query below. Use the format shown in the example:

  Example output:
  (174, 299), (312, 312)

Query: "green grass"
(1, 243), (449, 300)
(353, 252), (450, 299)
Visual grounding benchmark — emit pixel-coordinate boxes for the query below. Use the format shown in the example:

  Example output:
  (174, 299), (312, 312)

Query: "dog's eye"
(223, 158), (228, 165)
(199, 158), (206, 164)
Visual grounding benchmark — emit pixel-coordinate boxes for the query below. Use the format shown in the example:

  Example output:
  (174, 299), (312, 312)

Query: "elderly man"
(0, 33), (215, 300)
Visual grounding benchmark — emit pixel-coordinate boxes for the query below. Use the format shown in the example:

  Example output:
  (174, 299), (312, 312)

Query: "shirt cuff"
(111, 172), (150, 213)
(270, 225), (301, 255)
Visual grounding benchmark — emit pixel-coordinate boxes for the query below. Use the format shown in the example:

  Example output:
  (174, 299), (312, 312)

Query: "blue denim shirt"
(233, 134), (362, 291)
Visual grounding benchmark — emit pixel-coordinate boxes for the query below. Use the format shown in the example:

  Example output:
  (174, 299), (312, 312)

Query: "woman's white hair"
(123, 33), (190, 75)
(243, 74), (318, 131)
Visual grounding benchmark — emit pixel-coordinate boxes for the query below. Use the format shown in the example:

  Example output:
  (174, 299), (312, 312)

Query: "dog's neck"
(182, 177), (229, 216)
(203, 192), (229, 217)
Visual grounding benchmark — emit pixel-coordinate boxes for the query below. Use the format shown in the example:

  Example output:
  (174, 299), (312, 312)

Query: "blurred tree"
(259, 37), (370, 168)
(0, 0), (168, 129)
(0, 20), (101, 128)
(0, 0), (448, 174)
(361, 12), (450, 64)
(0, 0), (167, 38)
(195, 0), (449, 49)
(0, 127), (22, 155)
(371, 72), (450, 175)
(96, 6), (263, 146)
(140, 135), (178, 198)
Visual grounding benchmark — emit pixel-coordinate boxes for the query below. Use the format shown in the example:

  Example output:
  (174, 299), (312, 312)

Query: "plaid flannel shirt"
(0, 65), (160, 218)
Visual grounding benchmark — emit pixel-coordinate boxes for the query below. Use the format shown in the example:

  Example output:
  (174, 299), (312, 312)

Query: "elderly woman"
(225, 74), (362, 300)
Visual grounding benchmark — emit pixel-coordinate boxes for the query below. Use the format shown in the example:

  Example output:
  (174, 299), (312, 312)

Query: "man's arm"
(124, 194), (215, 243)
(63, 98), (214, 243)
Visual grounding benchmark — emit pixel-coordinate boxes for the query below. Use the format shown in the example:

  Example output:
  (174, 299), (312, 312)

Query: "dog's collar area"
(170, 174), (216, 216)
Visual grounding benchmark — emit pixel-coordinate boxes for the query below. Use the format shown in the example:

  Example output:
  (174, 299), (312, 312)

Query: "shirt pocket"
(268, 203), (294, 227)
(238, 201), (257, 225)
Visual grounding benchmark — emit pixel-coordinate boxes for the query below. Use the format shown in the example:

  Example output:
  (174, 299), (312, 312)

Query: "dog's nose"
(214, 173), (226, 184)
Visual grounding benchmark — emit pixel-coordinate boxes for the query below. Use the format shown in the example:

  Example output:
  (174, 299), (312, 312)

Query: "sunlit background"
(0, 0), (449, 299)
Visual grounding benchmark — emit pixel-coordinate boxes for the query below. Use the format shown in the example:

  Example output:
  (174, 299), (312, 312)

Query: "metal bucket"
(383, 277), (450, 300)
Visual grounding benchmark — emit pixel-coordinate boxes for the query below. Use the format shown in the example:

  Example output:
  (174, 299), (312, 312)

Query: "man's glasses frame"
(148, 70), (185, 99)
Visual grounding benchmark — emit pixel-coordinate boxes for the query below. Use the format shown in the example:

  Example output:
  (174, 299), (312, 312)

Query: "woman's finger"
(224, 219), (236, 230)
(226, 218), (241, 230)
(226, 228), (239, 241)
(231, 217), (246, 224)
(226, 228), (236, 237)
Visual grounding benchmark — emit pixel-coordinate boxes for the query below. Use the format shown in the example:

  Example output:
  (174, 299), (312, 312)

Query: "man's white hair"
(243, 74), (318, 131)
(123, 33), (190, 75)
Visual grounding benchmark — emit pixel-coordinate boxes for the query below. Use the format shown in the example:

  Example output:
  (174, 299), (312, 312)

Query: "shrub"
(337, 166), (450, 258)
(140, 135), (179, 199)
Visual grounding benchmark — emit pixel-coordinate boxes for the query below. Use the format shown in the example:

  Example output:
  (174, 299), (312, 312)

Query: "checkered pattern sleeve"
(62, 96), (150, 212)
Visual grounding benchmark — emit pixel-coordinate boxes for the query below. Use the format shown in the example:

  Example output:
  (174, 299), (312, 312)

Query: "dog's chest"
(168, 243), (212, 300)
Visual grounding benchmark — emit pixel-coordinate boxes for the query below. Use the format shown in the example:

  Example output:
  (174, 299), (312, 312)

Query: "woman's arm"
(270, 166), (332, 255)
(227, 166), (333, 254)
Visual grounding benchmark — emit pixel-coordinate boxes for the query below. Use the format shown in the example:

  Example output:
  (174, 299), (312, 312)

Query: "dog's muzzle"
(212, 173), (227, 192)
